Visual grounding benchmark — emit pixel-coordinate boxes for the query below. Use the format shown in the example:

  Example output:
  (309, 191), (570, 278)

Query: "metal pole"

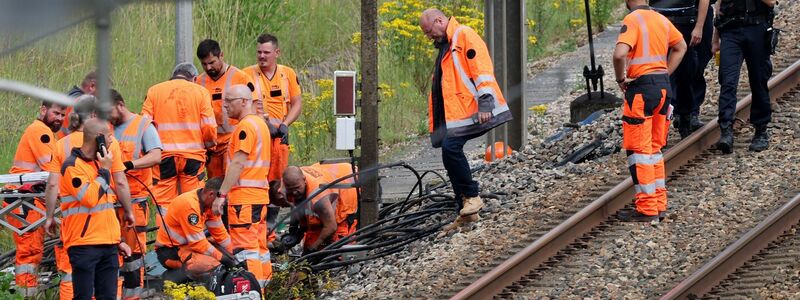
(95, 3), (112, 120)
(358, 0), (380, 227)
(175, 0), (193, 65)
(507, 0), (527, 150)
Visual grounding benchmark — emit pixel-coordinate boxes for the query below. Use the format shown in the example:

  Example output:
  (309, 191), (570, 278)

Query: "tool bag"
(206, 265), (262, 298)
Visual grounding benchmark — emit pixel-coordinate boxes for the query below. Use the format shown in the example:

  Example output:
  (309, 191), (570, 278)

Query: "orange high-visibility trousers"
(157, 246), (221, 280)
(9, 199), (45, 297)
(303, 217), (358, 251)
(227, 203), (272, 287)
(152, 156), (205, 209)
(207, 150), (228, 179)
(118, 201), (148, 300)
(267, 139), (289, 182)
(622, 74), (671, 216)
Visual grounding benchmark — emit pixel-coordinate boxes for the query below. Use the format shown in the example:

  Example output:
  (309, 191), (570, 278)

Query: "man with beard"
(195, 39), (256, 179)
(108, 89), (162, 299)
(7, 100), (66, 297)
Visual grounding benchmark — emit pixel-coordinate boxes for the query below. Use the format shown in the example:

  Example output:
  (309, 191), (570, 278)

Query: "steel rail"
(450, 58), (800, 300)
(662, 192), (800, 299)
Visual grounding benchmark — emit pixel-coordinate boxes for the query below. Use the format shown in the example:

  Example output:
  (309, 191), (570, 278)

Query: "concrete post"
(358, 0), (380, 227)
(484, 0), (527, 154)
(175, 0), (193, 65)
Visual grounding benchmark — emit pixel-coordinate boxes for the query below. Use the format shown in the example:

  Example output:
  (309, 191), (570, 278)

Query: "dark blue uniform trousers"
(718, 23), (773, 126)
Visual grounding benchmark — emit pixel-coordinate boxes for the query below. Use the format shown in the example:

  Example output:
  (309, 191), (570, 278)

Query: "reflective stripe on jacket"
(59, 148), (120, 249)
(427, 17), (512, 138)
(142, 79), (217, 162)
(195, 66), (255, 153)
(115, 115), (154, 198)
(227, 115), (271, 204)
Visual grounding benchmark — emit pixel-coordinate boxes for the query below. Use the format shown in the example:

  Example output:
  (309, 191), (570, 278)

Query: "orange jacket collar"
(445, 17), (461, 43)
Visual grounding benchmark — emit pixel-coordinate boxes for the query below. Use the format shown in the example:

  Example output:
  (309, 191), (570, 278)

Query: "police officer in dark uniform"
(712, 0), (777, 153)
(691, 0), (717, 129)
(651, 0), (711, 138)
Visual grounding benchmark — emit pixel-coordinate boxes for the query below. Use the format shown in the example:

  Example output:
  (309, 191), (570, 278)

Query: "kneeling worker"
(155, 177), (235, 281)
(275, 163), (358, 253)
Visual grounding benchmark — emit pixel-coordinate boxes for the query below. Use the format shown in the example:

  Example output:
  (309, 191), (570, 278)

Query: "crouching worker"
(273, 163), (358, 254)
(155, 177), (236, 282)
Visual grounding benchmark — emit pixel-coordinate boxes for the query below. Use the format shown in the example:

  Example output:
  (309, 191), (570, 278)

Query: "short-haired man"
(613, 0), (687, 221)
(60, 71), (98, 139)
(143, 63), (217, 212)
(109, 89), (162, 299)
(211, 84), (273, 287)
(6, 100), (66, 297)
(155, 177), (235, 282)
(195, 39), (256, 179)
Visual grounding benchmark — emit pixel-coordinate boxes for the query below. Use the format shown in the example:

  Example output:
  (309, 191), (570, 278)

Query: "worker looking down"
(143, 63), (217, 211)
(6, 100), (65, 297)
(613, 0), (687, 221)
(44, 118), (135, 300)
(109, 89), (162, 299)
(210, 84), (273, 287)
(419, 8), (512, 230)
(195, 39), (256, 179)
(273, 163), (358, 254)
(155, 177), (235, 282)
(43, 96), (131, 300)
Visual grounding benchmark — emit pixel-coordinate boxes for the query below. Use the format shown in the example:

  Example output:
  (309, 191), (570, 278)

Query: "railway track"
(447, 55), (800, 299)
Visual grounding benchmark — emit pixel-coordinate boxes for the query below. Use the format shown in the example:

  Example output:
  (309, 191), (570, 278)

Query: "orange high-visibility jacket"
(300, 163), (358, 227)
(243, 65), (302, 127)
(59, 148), (121, 250)
(195, 66), (255, 153)
(155, 188), (231, 260)
(10, 120), (56, 173)
(115, 115), (154, 199)
(617, 7), (683, 78)
(227, 115), (271, 204)
(46, 132), (126, 176)
(142, 79), (217, 162)
(428, 17), (513, 138)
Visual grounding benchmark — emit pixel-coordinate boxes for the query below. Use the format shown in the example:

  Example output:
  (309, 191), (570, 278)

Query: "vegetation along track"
(447, 55), (800, 299)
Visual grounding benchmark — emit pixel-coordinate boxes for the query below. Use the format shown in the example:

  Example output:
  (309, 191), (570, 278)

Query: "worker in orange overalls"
(60, 71), (98, 139)
(276, 163), (358, 254)
(43, 118), (135, 300)
(419, 8), (512, 228)
(109, 89), (163, 299)
(210, 84), (272, 288)
(43, 95), (131, 300)
(195, 39), (256, 179)
(155, 177), (235, 281)
(613, 0), (687, 221)
(6, 100), (66, 297)
(143, 63), (217, 212)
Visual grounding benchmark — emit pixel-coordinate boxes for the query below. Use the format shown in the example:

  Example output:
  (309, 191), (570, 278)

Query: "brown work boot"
(459, 196), (484, 216)
(439, 214), (480, 237)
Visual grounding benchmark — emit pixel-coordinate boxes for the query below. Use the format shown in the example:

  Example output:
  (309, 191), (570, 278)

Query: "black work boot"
(617, 209), (659, 222)
(717, 123), (734, 154)
(749, 124), (770, 152)
(690, 114), (705, 132)
(677, 115), (691, 139)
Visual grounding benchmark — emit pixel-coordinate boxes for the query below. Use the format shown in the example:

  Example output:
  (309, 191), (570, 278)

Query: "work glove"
(220, 255), (237, 269)
(268, 239), (286, 255)
(280, 233), (301, 249)
(278, 123), (289, 145)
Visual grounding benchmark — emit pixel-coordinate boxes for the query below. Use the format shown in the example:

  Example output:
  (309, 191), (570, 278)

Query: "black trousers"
(68, 244), (119, 300)
(692, 7), (715, 115)
(718, 23), (773, 126)
(669, 22), (699, 118)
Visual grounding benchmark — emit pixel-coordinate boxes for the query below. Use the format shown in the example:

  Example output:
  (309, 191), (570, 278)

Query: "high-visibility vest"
(618, 7), (683, 78)
(195, 66), (255, 151)
(47, 132), (126, 176)
(428, 17), (512, 138)
(301, 163), (358, 227)
(244, 64), (301, 128)
(227, 115), (271, 204)
(155, 188), (231, 260)
(142, 79), (217, 162)
(10, 120), (56, 173)
(59, 148), (120, 249)
(115, 115), (153, 199)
